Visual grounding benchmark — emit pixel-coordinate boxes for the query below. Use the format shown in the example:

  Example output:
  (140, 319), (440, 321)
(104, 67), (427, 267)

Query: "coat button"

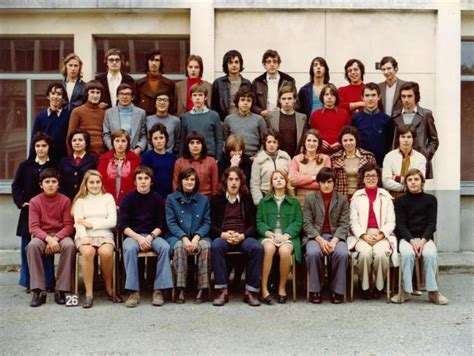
(74, 172), (78, 176)
(196, 215), (199, 217)
(181, 211), (184, 213)
(180, 220), (183, 223)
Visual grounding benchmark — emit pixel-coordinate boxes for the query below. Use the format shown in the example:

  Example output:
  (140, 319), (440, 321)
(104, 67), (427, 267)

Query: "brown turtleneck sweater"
(67, 101), (106, 157)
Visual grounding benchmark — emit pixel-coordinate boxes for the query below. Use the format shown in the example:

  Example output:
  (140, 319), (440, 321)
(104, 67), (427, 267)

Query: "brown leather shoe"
(246, 292), (261, 307)
(212, 290), (229, 306)
(309, 292), (322, 304)
(331, 292), (344, 304)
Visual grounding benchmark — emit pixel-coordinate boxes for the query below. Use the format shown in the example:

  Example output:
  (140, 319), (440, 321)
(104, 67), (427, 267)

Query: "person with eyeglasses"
(102, 83), (147, 156)
(251, 49), (297, 118)
(145, 90), (181, 155)
(95, 48), (136, 109)
(349, 163), (396, 300)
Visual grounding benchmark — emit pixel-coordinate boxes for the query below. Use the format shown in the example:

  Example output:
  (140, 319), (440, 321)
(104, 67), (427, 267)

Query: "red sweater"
(365, 187), (379, 229)
(310, 107), (350, 145)
(321, 191), (333, 234)
(67, 102), (106, 156)
(338, 83), (365, 114)
(97, 150), (141, 206)
(173, 156), (219, 196)
(29, 193), (74, 240)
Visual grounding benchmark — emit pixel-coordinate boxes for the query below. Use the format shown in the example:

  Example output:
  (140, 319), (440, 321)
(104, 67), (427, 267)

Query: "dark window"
(0, 80), (27, 180)
(0, 38), (74, 73)
(95, 37), (190, 75)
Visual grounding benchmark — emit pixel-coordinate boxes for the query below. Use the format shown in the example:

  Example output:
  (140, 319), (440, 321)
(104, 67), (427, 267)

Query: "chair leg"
(75, 252), (79, 296)
(397, 253), (402, 303)
(386, 261), (391, 303)
(292, 254), (296, 302)
(112, 250), (116, 299)
(171, 260), (176, 302)
(350, 253), (354, 302)
(306, 270), (309, 301)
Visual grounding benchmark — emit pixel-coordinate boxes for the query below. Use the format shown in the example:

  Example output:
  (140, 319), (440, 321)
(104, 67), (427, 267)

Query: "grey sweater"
(223, 112), (267, 156)
(180, 110), (223, 160)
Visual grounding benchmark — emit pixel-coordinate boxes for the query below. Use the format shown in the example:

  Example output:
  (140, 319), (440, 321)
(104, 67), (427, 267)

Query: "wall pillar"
(433, 3), (461, 251)
(190, 1), (215, 82)
(74, 31), (94, 81)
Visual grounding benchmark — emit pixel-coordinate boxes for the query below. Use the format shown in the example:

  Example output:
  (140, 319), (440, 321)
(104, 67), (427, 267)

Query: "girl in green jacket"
(257, 170), (302, 304)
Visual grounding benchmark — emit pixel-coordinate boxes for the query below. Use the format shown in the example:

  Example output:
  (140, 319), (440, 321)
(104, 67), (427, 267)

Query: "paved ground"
(0, 271), (472, 355)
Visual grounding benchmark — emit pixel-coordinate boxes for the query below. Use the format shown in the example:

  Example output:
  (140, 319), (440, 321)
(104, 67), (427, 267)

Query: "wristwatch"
(150, 232), (158, 239)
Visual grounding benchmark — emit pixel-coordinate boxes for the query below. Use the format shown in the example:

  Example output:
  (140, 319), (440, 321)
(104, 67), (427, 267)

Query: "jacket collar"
(174, 191), (198, 203)
(352, 187), (392, 200)
(262, 193), (293, 204)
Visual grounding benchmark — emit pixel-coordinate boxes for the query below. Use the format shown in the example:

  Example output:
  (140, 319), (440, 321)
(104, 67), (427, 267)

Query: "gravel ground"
(0, 271), (472, 355)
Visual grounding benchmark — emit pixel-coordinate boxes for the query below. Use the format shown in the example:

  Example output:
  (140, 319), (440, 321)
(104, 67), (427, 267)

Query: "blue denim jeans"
(123, 236), (173, 291)
(212, 237), (263, 292)
(399, 238), (438, 293)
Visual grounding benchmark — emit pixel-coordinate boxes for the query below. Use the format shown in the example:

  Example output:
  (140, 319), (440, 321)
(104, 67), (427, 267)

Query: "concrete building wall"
(215, 9), (436, 107)
(0, 2), (471, 259)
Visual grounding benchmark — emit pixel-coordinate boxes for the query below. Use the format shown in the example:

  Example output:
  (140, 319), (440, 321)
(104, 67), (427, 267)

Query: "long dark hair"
(182, 131), (208, 160)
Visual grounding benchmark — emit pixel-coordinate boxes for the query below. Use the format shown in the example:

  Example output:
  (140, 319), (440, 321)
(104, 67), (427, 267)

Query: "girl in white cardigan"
(349, 163), (396, 299)
(250, 128), (291, 205)
(72, 169), (118, 308)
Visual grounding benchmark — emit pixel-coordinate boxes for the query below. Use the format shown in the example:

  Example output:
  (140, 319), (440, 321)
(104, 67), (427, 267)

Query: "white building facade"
(0, 0), (473, 264)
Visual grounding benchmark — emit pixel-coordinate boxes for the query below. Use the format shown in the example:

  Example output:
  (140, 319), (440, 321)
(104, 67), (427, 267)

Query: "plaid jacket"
(330, 148), (376, 197)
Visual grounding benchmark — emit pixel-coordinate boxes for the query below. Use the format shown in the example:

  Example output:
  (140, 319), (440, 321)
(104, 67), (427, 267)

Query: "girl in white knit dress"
(72, 170), (118, 308)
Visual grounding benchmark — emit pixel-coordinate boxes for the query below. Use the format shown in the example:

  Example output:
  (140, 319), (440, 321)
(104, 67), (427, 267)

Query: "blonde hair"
(270, 169), (295, 197)
(61, 53), (83, 79)
(71, 170), (106, 213)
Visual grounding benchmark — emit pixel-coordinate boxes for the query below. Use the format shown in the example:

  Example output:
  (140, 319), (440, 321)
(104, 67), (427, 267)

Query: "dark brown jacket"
(136, 74), (175, 116)
(392, 105), (439, 179)
(251, 71), (296, 115)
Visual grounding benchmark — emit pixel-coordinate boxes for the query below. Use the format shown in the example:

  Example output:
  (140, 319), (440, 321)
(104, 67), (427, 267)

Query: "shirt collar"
(398, 148), (413, 157)
(322, 107), (338, 113)
(190, 107), (209, 114)
(266, 72), (280, 82)
(226, 192), (240, 204)
(343, 149), (362, 159)
(107, 71), (122, 81)
(363, 108), (380, 115)
(74, 152), (86, 160)
(402, 106), (418, 114)
(47, 107), (62, 116)
(35, 156), (50, 165)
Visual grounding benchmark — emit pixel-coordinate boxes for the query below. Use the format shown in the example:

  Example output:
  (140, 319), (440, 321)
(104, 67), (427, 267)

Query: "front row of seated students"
(19, 163), (447, 308)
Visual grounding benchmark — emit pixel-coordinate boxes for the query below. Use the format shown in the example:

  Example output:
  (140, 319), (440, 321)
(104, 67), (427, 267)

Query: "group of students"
(13, 48), (447, 308)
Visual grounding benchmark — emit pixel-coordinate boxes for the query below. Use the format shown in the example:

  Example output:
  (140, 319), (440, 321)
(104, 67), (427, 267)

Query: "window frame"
(461, 39), (474, 195)
(0, 73), (63, 193)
